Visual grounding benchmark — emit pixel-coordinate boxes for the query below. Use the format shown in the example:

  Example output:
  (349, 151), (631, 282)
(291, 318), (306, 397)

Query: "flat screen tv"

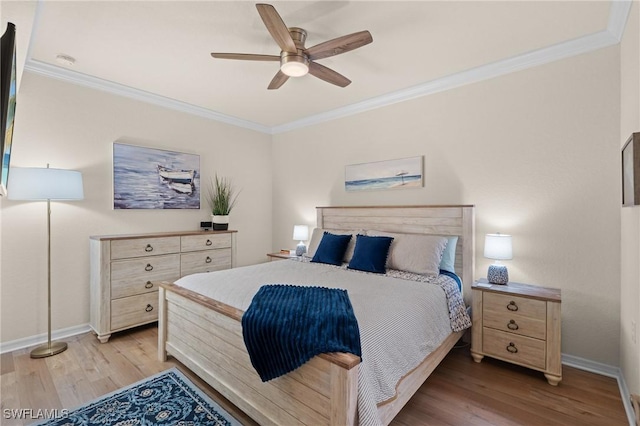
(1, 22), (17, 196)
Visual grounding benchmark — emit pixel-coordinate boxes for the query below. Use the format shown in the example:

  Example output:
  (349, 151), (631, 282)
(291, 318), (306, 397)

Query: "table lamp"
(8, 165), (84, 358)
(293, 225), (309, 256)
(484, 233), (512, 285)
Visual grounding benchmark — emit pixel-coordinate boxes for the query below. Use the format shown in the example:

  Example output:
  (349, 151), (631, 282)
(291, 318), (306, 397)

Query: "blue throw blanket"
(241, 284), (362, 382)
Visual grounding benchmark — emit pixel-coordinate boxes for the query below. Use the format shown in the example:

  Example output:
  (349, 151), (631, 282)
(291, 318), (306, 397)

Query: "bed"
(158, 205), (475, 425)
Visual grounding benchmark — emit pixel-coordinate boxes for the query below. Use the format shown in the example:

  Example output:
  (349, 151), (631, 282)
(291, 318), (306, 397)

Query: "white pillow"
(366, 230), (448, 276)
(305, 228), (363, 262)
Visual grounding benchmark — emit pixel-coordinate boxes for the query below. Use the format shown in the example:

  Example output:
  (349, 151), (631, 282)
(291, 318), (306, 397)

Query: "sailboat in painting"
(157, 165), (196, 194)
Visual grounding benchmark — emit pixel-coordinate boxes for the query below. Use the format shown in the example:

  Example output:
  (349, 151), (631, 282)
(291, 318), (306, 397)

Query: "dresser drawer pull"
(205, 239), (213, 246)
(145, 264), (154, 271)
(145, 304), (154, 312)
(507, 301), (519, 311)
(205, 256), (212, 264)
(506, 342), (518, 353)
(507, 320), (519, 330)
(145, 244), (154, 252)
(145, 281), (153, 289)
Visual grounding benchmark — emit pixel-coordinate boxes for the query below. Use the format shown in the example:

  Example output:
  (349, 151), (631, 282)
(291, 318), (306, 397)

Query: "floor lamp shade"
(7, 166), (84, 358)
(7, 167), (84, 200)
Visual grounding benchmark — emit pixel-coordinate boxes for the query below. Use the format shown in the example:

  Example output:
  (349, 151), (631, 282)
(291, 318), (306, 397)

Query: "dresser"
(90, 230), (236, 343)
(470, 279), (562, 385)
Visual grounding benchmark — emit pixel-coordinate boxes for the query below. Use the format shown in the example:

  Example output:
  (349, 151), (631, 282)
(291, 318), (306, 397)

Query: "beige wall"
(620, 1), (640, 396)
(272, 47), (621, 365)
(0, 72), (272, 343)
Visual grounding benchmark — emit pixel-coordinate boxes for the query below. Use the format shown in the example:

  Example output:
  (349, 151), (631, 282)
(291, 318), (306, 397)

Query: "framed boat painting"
(345, 156), (423, 192)
(113, 143), (200, 209)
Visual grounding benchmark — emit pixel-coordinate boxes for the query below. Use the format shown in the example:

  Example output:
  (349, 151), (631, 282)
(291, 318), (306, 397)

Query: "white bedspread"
(175, 259), (457, 426)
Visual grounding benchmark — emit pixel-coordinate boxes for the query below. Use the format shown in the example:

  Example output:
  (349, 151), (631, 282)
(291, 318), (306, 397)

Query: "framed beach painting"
(345, 156), (423, 192)
(113, 143), (200, 209)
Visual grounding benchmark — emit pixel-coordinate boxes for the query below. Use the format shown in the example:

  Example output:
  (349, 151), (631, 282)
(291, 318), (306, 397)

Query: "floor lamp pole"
(30, 181), (68, 358)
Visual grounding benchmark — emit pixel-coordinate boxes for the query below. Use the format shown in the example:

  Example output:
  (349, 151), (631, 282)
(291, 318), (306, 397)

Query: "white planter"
(211, 214), (229, 230)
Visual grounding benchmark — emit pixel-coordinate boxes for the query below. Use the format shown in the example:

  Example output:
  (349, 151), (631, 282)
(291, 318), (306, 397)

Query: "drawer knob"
(507, 301), (519, 311)
(205, 256), (212, 264)
(506, 342), (518, 353)
(145, 304), (154, 312)
(145, 264), (154, 271)
(205, 239), (213, 246)
(145, 244), (154, 252)
(145, 281), (153, 289)
(507, 319), (519, 330)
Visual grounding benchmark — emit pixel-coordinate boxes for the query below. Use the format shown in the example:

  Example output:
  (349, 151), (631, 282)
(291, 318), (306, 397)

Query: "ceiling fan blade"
(268, 70), (289, 90)
(308, 62), (351, 88)
(211, 53), (280, 61)
(306, 30), (373, 61)
(256, 4), (297, 53)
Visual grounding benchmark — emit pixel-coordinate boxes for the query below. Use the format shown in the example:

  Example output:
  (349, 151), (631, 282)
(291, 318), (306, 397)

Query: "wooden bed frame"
(158, 205), (475, 425)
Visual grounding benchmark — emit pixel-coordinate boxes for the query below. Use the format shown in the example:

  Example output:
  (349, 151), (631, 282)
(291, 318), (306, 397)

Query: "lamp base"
(295, 243), (307, 256)
(30, 341), (68, 358)
(487, 264), (509, 285)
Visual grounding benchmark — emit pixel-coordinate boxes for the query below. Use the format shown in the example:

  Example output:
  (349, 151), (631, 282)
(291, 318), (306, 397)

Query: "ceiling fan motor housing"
(280, 27), (309, 77)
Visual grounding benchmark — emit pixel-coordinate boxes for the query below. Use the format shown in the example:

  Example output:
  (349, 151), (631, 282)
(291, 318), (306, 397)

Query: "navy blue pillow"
(348, 234), (394, 274)
(311, 232), (352, 266)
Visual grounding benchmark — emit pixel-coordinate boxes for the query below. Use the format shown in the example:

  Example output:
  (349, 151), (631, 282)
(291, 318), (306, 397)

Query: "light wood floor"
(0, 325), (629, 426)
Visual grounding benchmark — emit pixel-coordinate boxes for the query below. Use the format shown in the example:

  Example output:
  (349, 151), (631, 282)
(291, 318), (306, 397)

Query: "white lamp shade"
(7, 167), (84, 200)
(484, 233), (513, 260)
(292, 225), (309, 241)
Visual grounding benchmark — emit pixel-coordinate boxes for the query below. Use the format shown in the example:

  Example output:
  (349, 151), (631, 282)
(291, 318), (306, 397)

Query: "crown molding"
(23, 59), (272, 134)
(608, 0), (633, 42)
(23, 1), (631, 136)
(271, 29), (619, 134)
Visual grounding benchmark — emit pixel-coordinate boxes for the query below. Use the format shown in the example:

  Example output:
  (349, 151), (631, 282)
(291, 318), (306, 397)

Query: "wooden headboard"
(316, 205), (475, 294)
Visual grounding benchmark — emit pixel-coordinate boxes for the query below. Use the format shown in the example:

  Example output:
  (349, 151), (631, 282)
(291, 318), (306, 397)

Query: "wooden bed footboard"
(158, 283), (360, 426)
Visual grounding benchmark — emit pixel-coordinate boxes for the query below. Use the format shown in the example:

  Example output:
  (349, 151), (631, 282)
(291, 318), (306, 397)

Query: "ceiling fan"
(211, 3), (373, 90)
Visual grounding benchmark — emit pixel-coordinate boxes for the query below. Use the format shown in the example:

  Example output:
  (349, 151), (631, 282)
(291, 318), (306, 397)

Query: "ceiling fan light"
(280, 51), (309, 77)
(281, 61), (309, 77)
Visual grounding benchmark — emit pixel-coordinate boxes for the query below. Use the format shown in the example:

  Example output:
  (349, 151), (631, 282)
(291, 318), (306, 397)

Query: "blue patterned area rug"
(34, 368), (242, 426)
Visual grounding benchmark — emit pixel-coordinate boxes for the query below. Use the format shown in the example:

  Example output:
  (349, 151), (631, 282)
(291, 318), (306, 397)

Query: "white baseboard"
(563, 353), (635, 426)
(0, 323), (91, 354)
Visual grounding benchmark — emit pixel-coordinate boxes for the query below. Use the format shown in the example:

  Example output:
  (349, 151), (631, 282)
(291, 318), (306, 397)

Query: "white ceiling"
(1, 1), (630, 133)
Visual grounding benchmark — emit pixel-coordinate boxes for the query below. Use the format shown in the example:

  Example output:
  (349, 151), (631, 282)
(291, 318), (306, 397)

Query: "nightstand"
(470, 278), (562, 385)
(267, 252), (299, 261)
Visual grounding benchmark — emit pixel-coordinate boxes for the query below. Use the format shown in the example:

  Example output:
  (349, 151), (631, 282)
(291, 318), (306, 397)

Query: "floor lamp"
(8, 165), (84, 358)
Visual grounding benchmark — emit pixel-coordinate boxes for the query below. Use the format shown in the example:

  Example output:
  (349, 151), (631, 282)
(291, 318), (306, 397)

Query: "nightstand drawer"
(483, 312), (546, 340)
(111, 292), (158, 330)
(483, 327), (546, 370)
(484, 292), (546, 321)
(111, 237), (180, 260)
(181, 234), (231, 252)
(180, 249), (232, 276)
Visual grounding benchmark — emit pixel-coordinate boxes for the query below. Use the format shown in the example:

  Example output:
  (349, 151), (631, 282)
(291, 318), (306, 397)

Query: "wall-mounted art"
(622, 132), (640, 207)
(345, 156), (423, 192)
(1, 23), (17, 196)
(113, 143), (200, 209)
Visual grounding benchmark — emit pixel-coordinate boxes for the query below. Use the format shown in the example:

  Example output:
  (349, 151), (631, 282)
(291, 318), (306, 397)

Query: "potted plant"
(207, 174), (239, 230)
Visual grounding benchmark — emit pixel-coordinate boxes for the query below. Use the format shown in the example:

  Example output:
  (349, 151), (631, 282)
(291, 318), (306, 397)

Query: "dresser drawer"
(111, 237), (180, 260)
(483, 327), (546, 370)
(484, 292), (546, 321)
(181, 233), (231, 253)
(111, 292), (158, 331)
(111, 254), (180, 299)
(180, 249), (232, 276)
